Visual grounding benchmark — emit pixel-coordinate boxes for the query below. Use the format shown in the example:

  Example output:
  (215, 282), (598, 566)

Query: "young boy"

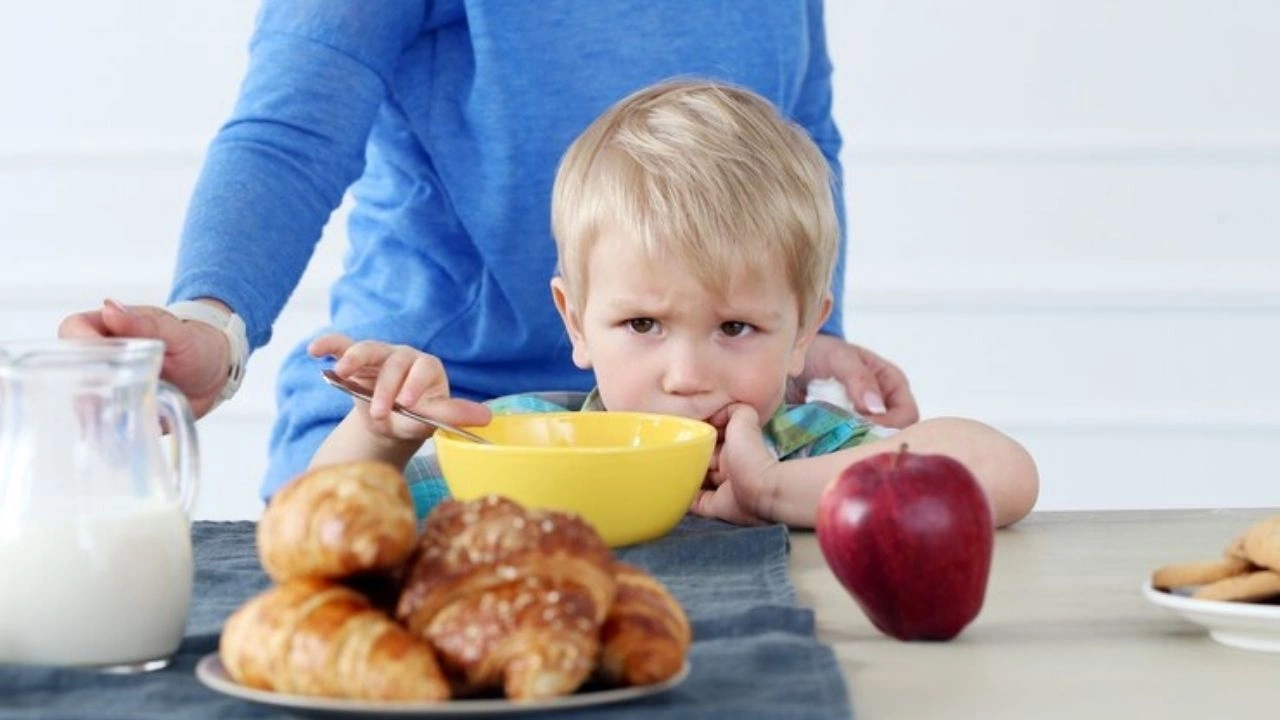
(308, 80), (1039, 528)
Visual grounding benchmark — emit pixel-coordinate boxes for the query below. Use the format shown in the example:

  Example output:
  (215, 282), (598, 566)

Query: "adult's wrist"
(190, 297), (233, 315)
(165, 298), (249, 407)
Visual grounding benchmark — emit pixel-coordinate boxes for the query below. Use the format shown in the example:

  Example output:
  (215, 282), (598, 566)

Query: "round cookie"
(1192, 569), (1280, 602)
(1151, 556), (1251, 590)
(1225, 531), (1249, 560)
(1242, 515), (1280, 572)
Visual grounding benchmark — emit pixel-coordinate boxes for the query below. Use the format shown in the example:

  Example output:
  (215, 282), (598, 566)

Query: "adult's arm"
(788, 0), (920, 426)
(169, 0), (425, 350)
(790, 0), (846, 340)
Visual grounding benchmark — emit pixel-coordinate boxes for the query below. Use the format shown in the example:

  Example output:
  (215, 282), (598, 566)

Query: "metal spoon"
(321, 369), (492, 444)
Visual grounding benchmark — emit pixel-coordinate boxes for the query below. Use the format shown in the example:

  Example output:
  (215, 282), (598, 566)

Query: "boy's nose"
(662, 344), (714, 396)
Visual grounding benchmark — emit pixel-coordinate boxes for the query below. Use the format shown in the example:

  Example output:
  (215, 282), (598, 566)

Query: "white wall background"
(2, 1), (1276, 520)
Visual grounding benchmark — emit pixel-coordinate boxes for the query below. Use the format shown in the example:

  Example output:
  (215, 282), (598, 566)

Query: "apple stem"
(891, 442), (909, 470)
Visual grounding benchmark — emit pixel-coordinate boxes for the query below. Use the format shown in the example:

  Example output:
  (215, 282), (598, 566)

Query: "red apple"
(815, 444), (993, 641)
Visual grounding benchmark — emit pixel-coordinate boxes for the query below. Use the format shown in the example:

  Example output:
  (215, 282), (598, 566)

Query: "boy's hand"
(800, 335), (919, 428)
(689, 404), (779, 526)
(308, 334), (491, 442)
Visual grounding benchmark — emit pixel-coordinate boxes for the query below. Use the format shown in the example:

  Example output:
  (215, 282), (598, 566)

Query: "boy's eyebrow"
(606, 295), (786, 323)
(605, 296), (669, 313)
(721, 304), (784, 323)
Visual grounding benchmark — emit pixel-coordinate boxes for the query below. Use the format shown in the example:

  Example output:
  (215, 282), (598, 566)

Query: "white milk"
(0, 497), (193, 666)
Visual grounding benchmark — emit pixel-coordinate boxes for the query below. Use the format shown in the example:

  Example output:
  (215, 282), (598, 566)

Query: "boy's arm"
(310, 411), (424, 472)
(784, 419), (1039, 529)
(696, 407), (1039, 529)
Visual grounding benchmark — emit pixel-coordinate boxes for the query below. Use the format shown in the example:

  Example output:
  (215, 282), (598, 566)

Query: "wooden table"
(788, 509), (1280, 718)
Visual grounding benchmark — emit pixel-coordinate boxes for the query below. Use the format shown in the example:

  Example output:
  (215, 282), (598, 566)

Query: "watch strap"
(165, 300), (249, 406)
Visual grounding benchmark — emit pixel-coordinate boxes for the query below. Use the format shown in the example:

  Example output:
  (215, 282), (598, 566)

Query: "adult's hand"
(800, 334), (919, 428)
(58, 299), (232, 418)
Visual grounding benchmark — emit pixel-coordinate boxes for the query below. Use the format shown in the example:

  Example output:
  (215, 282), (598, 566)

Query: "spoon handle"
(320, 370), (491, 444)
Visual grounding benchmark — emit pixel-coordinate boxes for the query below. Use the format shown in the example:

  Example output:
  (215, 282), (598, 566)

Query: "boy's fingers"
(689, 489), (721, 518)
(724, 403), (760, 431)
(689, 487), (765, 526)
(308, 333), (354, 358)
(332, 340), (394, 376)
(397, 354), (449, 408)
(722, 404), (766, 466)
(371, 351), (415, 418)
(416, 397), (492, 430)
(720, 404), (785, 518)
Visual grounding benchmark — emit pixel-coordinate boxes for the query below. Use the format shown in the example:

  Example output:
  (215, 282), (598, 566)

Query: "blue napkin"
(0, 518), (851, 719)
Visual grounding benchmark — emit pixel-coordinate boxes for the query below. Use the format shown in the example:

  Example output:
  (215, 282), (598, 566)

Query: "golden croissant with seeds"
(219, 461), (690, 701)
(397, 494), (618, 699)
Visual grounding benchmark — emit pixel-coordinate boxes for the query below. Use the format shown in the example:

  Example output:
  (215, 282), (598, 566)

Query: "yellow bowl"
(435, 412), (715, 547)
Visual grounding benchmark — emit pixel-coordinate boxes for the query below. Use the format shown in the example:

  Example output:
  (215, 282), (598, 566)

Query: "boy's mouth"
(703, 421), (726, 443)
(699, 407), (732, 446)
(647, 401), (731, 435)
(700, 405), (732, 430)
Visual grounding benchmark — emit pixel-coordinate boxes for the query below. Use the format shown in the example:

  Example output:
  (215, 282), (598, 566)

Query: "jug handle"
(156, 381), (200, 514)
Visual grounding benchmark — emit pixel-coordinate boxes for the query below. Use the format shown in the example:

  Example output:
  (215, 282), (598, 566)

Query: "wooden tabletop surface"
(788, 508), (1280, 718)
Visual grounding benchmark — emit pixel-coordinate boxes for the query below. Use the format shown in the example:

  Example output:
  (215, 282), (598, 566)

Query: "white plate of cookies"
(1144, 513), (1280, 652)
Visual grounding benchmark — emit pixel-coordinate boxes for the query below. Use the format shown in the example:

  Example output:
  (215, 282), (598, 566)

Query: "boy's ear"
(788, 292), (833, 376)
(550, 277), (593, 370)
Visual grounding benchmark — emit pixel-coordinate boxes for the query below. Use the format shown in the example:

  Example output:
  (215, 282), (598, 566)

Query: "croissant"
(220, 578), (450, 701)
(599, 562), (691, 686)
(396, 495), (617, 699)
(425, 576), (603, 699)
(257, 461), (418, 582)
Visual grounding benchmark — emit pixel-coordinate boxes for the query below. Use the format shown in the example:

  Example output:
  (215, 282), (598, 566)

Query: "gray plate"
(195, 653), (689, 718)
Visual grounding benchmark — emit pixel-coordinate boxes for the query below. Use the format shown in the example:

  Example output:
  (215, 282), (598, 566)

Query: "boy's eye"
(627, 318), (657, 334)
(720, 321), (752, 337)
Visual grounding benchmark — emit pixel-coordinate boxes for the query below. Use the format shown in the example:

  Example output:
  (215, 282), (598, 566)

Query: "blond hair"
(551, 79), (838, 327)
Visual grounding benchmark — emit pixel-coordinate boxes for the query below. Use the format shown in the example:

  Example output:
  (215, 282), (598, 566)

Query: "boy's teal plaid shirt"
(405, 390), (889, 520)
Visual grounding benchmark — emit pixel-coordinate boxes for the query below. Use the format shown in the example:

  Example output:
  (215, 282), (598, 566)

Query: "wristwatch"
(165, 300), (249, 406)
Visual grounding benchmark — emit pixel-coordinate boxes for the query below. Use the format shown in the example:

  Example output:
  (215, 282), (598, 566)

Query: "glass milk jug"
(0, 339), (199, 672)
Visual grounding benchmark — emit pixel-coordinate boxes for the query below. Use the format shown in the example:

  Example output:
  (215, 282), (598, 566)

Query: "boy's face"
(551, 229), (831, 425)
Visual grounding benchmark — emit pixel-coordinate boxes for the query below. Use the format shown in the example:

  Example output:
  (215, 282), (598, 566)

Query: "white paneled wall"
(3, 2), (1277, 519)
(827, 1), (1280, 514)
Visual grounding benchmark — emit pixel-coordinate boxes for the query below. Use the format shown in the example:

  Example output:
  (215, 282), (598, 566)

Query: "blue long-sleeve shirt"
(169, 0), (847, 498)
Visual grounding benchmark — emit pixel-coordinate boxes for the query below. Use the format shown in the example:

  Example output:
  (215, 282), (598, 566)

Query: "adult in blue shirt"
(59, 0), (920, 501)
